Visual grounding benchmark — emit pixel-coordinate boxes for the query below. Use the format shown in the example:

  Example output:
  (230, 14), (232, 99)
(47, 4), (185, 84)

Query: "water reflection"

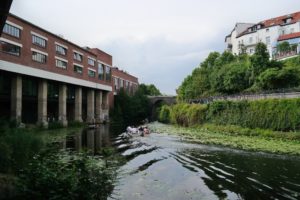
(64, 125), (111, 154)
(61, 127), (300, 200)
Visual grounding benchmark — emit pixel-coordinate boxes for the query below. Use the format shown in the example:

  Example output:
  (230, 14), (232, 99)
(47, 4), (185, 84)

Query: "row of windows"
(3, 22), (97, 66)
(1, 40), (111, 81)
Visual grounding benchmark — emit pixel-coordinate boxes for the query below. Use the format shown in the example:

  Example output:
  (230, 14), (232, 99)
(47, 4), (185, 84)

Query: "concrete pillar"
(87, 89), (95, 123)
(95, 90), (102, 123)
(74, 87), (83, 122)
(11, 75), (22, 124)
(37, 80), (48, 128)
(58, 84), (68, 127)
(102, 91), (109, 122)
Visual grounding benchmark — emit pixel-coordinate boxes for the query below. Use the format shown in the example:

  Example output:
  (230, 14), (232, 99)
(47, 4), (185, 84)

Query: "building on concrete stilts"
(0, 14), (114, 127)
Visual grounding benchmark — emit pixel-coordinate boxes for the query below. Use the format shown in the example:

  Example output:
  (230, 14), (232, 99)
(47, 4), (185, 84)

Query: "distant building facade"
(225, 11), (300, 60)
(109, 67), (139, 106)
(0, 13), (138, 126)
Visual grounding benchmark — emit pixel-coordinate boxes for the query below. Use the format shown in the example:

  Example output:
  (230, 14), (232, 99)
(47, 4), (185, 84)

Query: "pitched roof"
(278, 32), (300, 41)
(237, 11), (300, 38)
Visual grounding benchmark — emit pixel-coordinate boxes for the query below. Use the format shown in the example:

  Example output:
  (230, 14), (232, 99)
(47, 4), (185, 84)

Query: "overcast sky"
(10, 0), (300, 94)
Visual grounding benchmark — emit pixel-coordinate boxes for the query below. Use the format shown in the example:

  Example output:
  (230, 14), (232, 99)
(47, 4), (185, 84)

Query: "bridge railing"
(188, 88), (300, 104)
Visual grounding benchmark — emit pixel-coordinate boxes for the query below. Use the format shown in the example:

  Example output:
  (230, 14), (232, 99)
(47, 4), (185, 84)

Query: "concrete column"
(87, 89), (95, 123)
(74, 87), (83, 122)
(11, 75), (22, 124)
(102, 91), (109, 122)
(95, 90), (102, 123)
(37, 80), (48, 128)
(58, 84), (68, 127)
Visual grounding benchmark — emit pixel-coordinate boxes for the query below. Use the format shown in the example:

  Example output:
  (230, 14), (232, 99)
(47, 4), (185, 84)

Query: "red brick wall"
(0, 14), (112, 87)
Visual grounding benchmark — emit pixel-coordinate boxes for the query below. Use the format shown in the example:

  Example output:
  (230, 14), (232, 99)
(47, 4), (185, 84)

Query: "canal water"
(64, 126), (300, 200)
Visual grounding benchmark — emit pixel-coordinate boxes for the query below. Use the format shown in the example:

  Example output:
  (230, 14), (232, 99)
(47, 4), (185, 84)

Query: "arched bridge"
(148, 96), (177, 120)
(148, 95), (177, 105)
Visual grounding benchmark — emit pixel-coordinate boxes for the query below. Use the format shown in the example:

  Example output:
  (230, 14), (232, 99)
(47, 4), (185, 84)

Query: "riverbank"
(148, 122), (300, 155)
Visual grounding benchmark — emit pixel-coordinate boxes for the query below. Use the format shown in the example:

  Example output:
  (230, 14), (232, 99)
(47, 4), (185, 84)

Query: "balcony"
(274, 50), (299, 60)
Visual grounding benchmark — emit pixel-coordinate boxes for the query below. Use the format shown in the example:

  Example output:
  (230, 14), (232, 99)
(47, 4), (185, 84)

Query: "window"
(290, 28), (294, 34)
(114, 77), (119, 90)
(74, 64), (83, 74)
(88, 69), (96, 77)
(56, 59), (67, 69)
(32, 51), (47, 63)
(32, 35), (46, 48)
(0, 41), (21, 56)
(3, 23), (21, 38)
(266, 28), (269, 32)
(73, 51), (83, 62)
(56, 44), (67, 55)
(266, 36), (270, 45)
(105, 66), (111, 82)
(98, 63), (104, 80)
(249, 49), (254, 54)
(249, 37), (253, 44)
(88, 58), (95, 66)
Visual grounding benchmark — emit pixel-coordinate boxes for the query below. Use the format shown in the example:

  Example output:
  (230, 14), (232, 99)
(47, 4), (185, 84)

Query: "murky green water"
(65, 126), (300, 200)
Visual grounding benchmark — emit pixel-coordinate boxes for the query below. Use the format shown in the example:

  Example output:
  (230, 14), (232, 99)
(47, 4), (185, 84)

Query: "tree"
(257, 66), (300, 90)
(277, 41), (290, 53)
(138, 83), (161, 96)
(250, 42), (270, 83)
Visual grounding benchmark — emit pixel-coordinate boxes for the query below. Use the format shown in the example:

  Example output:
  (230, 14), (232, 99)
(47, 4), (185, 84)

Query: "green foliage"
(16, 149), (116, 200)
(138, 83), (161, 96)
(0, 128), (44, 174)
(164, 103), (207, 127)
(250, 42), (270, 83)
(177, 43), (300, 102)
(149, 122), (300, 155)
(257, 66), (300, 89)
(277, 41), (291, 53)
(159, 98), (300, 132)
(206, 99), (300, 131)
(158, 105), (171, 123)
(48, 121), (64, 129)
(110, 88), (150, 126)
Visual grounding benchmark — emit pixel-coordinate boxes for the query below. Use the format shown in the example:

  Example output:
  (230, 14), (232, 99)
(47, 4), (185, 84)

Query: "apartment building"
(0, 13), (138, 127)
(225, 11), (300, 59)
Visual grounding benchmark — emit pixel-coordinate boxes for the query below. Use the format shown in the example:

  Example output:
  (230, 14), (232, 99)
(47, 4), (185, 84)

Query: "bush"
(168, 103), (207, 126)
(158, 105), (171, 123)
(206, 99), (300, 131)
(0, 129), (44, 174)
(16, 149), (116, 200)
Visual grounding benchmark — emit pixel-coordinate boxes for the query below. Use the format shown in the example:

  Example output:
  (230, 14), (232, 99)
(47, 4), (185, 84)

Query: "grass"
(148, 122), (300, 155)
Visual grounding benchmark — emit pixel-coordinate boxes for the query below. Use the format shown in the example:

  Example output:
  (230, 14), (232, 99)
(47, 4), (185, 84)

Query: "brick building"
(0, 13), (138, 127)
(109, 67), (139, 106)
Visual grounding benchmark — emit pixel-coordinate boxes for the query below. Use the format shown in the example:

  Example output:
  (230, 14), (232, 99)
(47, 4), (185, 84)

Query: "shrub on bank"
(158, 105), (171, 123)
(160, 98), (300, 131)
(207, 99), (300, 131)
(161, 103), (207, 127)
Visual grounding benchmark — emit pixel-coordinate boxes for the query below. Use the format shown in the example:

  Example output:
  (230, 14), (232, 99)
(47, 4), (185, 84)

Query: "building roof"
(237, 11), (300, 38)
(278, 32), (300, 41)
